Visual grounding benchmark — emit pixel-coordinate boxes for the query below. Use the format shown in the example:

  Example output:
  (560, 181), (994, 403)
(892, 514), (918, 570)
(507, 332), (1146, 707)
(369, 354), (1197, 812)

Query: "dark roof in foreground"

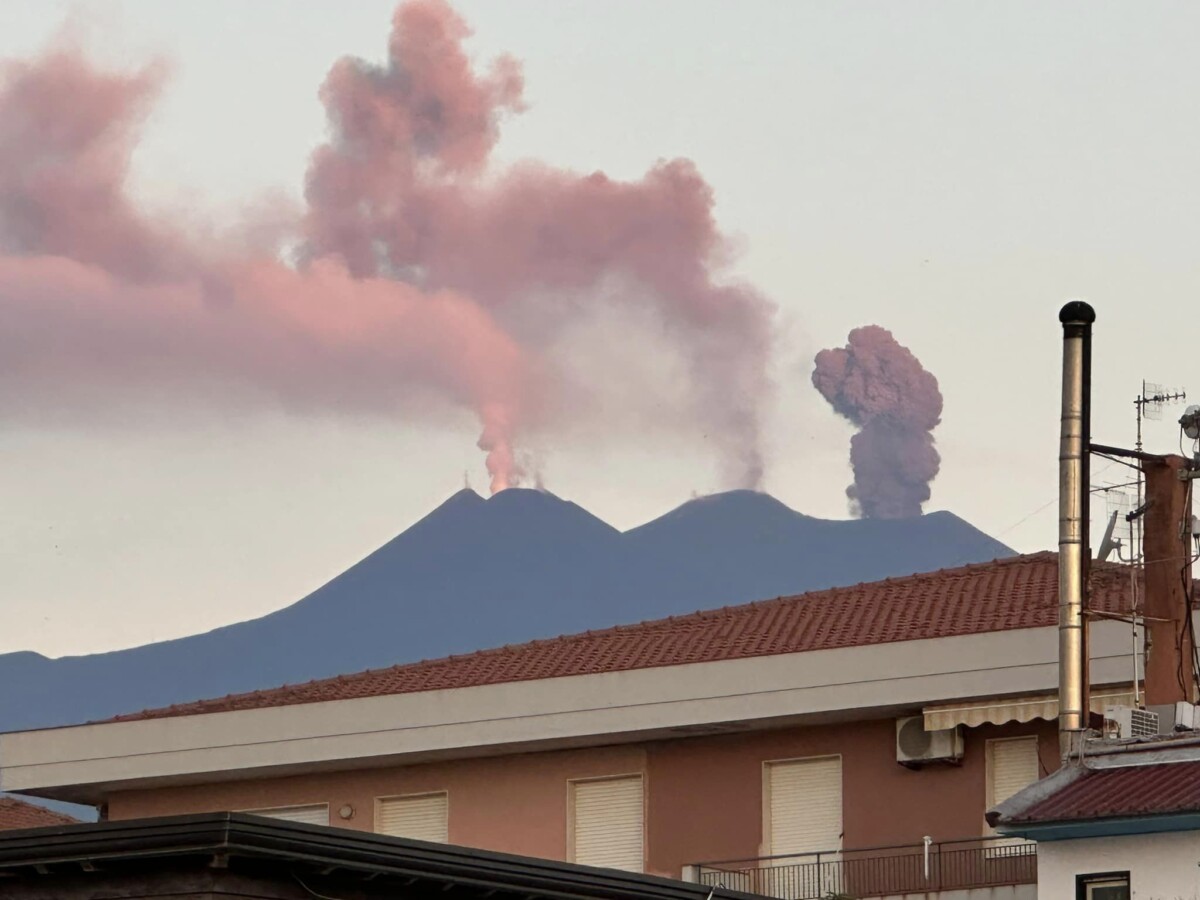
(110, 551), (1136, 723)
(0, 812), (762, 900)
(0, 797), (77, 831)
(1009, 759), (1200, 825)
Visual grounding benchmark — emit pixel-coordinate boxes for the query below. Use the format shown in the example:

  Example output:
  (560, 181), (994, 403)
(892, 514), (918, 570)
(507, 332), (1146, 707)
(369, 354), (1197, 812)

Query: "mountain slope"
(0, 490), (1013, 731)
(623, 490), (1015, 610)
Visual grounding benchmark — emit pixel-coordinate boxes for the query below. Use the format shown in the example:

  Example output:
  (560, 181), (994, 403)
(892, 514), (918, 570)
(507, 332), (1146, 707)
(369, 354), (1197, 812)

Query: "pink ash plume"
(0, 0), (773, 493)
(303, 0), (773, 489)
(812, 325), (943, 519)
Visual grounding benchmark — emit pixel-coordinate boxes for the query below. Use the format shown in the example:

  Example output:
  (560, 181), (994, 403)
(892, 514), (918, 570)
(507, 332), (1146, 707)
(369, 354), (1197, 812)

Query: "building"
(1, 551), (1155, 899)
(0, 812), (763, 900)
(990, 735), (1200, 899)
(979, 303), (1200, 900)
(0, 795), (77, 831)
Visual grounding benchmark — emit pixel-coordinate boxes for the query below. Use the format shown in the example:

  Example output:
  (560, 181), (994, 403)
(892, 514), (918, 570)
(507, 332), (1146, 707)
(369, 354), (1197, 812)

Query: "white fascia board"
(0, 622), (1133, 800)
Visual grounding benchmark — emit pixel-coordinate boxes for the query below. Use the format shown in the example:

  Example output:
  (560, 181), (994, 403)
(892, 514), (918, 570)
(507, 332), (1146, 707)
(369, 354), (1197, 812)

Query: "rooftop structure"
(0, 796), (77, 831)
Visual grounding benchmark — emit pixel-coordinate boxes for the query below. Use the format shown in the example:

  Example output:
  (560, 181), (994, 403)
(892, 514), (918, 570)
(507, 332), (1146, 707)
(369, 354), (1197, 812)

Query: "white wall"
(883, 887), (1035, 900)
(1038, 831), (1200, 899)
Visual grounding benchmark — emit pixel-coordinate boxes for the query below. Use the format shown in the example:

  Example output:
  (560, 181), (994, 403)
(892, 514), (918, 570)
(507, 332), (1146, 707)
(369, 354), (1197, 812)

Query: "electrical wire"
(994, 497), (1057, 539)
(995, 460), (1120, 540)
(1182, 471), (1200, 697)
(1174, 479), (1191, 697)
(1185, 557), (1200, 697)
(1091, 451), (1143, 472)
(293, 873), (351, 900)
(1177, 433), (1200, 697)
(1092, 479), (1140, 493)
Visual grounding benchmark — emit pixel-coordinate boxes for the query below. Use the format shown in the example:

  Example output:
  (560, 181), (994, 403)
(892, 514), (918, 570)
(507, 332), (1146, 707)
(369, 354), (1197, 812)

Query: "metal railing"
(693, 836), (1036, 899)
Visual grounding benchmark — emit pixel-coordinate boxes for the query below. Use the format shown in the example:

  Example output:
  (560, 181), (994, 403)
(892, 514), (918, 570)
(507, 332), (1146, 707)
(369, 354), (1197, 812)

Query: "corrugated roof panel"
(1011, 760), (1200, 823)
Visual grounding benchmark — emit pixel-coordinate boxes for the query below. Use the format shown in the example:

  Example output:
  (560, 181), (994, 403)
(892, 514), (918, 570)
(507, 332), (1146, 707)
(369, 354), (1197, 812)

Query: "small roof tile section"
(0, 797), (78, 831)
(111, 551), (1134, 723)
(1007, 760), (1200, 824)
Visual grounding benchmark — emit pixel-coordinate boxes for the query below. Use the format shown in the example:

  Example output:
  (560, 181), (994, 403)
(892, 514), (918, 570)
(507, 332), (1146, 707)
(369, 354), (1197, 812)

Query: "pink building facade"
(103, 716), (1059, 879)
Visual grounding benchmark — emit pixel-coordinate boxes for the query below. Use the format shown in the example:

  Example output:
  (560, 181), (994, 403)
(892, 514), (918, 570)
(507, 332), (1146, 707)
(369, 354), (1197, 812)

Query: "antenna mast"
(1132, 382), (1187, 561)
(1135, 381), (1187, 454)
(1125, 381), (1188, 707)
(1132, 384), (1180, 554)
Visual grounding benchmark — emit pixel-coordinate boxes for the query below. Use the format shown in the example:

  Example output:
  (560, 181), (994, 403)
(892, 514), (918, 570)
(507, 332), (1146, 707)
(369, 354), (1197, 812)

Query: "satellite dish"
(1181, 404), (1200, 440)
(1096, 510), (1121, 562)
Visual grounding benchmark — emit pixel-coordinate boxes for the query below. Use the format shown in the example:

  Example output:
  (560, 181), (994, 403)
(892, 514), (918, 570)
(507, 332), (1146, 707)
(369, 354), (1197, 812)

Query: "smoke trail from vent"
(811, 325), (943, 519)
(302, 0), (773, 489)
(0, 0), (774, 494)
(0, 43), (530, 481)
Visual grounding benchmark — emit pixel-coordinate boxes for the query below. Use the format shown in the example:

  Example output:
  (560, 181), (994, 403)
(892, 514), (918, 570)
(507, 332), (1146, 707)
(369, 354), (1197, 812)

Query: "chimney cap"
(1059, 300), (1096, 325)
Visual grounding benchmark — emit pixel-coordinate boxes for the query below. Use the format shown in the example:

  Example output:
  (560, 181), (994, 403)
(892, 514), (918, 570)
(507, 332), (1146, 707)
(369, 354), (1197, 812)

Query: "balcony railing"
(692, 837), (1036, 899)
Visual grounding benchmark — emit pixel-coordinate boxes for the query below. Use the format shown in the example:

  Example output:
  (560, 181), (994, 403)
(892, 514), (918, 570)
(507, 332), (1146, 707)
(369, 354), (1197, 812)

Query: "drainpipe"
(1059, 301), (1094, 760)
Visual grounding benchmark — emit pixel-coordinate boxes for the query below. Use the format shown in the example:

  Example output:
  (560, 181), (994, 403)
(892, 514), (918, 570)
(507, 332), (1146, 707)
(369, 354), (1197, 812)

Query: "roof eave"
(0, 813), (762, 900)
(986, 762), (1086, 828)
(998, 811), (1200, 842)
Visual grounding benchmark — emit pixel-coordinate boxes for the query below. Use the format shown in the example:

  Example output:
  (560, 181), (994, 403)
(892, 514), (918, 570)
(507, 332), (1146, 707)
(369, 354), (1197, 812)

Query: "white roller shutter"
(243, 803), (329, 825)
(766, 757), (842, 856)
(987, 737), (1039, 807)
(571, 776), (644, 872)
(377, 793), (449, 843)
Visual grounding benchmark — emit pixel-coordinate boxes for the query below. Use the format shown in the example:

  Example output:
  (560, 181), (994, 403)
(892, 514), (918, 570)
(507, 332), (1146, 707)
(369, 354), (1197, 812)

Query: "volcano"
(0, 490), (1012, 732)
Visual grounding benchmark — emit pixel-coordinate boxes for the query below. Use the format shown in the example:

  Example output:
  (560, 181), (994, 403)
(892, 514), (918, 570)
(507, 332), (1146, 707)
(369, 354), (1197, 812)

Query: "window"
(985, 737), (1039, 833)
(1076, 871), (1130, 900)
(241, 803), (329, 825)
(570, 775), (644, 872)
(376, 792), (449, 843)
(764, 756), (843, 856)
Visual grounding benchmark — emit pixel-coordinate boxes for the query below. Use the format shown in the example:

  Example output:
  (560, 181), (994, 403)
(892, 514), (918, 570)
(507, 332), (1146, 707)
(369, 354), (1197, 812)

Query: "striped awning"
(923, 687), (1136, 732)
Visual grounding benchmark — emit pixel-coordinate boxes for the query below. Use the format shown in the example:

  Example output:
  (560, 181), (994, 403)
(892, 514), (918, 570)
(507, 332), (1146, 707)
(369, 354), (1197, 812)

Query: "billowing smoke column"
(812, 326), (943, 518)
(0, 0), (773, 494)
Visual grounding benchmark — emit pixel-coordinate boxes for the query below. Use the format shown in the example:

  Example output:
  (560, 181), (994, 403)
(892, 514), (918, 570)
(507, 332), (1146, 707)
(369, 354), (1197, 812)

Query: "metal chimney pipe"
(1058, 301), (1095, 759)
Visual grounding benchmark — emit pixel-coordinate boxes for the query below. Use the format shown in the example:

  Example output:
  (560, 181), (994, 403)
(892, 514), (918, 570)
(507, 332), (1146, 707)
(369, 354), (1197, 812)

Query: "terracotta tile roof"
(1008, 760), (1200, 824)
(0, 797), (78, 831)
(112, 551), (1135, 723)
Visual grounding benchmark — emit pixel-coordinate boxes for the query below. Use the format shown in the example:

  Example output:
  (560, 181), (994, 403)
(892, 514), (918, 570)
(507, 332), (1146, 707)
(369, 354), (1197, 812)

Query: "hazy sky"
(3, 0), (1198, 658)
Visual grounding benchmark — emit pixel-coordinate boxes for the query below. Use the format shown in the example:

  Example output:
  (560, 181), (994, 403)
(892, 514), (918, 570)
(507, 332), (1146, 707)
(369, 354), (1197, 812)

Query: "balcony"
(691, 837), (1036, 900)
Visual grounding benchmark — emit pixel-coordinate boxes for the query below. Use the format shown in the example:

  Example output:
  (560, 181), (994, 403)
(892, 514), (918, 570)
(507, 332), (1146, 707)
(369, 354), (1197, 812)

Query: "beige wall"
(108, 718), (1057, 879)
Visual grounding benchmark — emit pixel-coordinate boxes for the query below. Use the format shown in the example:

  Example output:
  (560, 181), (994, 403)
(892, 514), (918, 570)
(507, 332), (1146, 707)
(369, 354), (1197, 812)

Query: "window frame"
(1075, 870), (1130, 900)
(566, 772), (646, 873)
(984, 735), (1040, 808)
(373, 790), (450, 842)
(760, 754), (844, 858)
(984, 735), (1040, 836)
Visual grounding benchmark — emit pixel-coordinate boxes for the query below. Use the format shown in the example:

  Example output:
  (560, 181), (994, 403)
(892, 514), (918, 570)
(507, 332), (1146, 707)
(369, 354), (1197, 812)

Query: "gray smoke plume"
(812, 325), (943, 518)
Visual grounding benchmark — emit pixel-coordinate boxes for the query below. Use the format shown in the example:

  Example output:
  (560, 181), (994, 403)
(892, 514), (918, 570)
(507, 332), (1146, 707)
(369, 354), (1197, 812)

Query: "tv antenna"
(1095, 486), (1135, 562)
(1120, 380), (1188, 582)
(1134, 381), (1186, 453)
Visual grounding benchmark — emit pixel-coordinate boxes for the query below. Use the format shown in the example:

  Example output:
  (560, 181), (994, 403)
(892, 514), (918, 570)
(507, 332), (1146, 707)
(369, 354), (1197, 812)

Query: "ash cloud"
(812, 325), (943, 519)
(0, 0), (773, 493)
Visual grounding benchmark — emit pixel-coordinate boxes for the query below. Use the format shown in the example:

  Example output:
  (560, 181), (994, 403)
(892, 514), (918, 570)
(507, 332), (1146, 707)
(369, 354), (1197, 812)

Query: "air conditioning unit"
(1103, 706), (1159, 739)
(1148, 701), (1200, 733)
(896, 716), (964, 766)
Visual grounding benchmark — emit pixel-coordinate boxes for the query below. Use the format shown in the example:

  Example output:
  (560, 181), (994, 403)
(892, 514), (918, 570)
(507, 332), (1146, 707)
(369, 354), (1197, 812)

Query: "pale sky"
(2, 1), (1198, 658)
